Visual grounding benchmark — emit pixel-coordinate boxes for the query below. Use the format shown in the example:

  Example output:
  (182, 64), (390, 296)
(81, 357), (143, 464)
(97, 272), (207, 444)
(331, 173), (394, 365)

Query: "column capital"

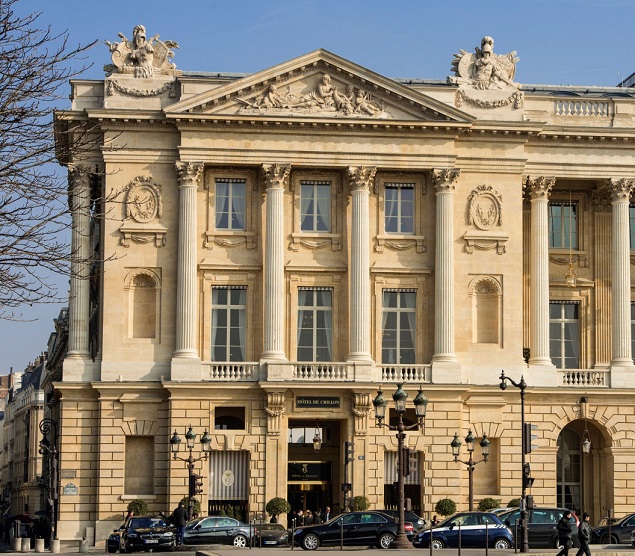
(175, 161), (203, 185)
(432, 168), (460, 192)
(347, 166), (377, 192)
(67, 164), (92, 179)
(262, 163), (291, 189)
(524, 176), (555, 199)
(609, 178), (635, 202)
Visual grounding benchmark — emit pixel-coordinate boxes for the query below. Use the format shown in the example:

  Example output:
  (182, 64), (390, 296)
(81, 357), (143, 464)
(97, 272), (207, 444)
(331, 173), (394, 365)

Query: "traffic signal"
(189, 473), (204, 497)
(344, 441), (354, 465)
(522, 463), (535, 489)
(523, 423), (538, 454)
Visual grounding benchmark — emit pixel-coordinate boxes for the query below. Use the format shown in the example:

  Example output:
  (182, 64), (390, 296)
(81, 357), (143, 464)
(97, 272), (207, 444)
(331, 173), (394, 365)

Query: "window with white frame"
(297, 288), (333, 361)
(300, 181), (331, 232)
(211, 286), (246, 362)
(382, 290), (416, 364)
(549, 301), (580, 369)
(385, 183), (415, 234)
(215, 178), (246, 230)
(549, 201), (578, 249)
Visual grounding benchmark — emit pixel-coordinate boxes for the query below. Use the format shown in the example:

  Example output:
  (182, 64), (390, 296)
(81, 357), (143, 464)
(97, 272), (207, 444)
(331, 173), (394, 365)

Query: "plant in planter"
(265, 497), (291, 522)
(351, 496), (370, 511)
(477, 498), (501, 512)
(508, 498), (521, 508)
(435, 498), (457, 517)
(127, 500), (148, 516)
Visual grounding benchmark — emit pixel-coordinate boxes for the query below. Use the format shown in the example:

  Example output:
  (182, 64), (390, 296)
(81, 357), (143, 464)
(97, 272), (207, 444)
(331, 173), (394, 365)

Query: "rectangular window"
(125, 436), (154, 495)
(215, 179), (246, 230)
(382, 290), (416, 364)
(297, 287), (333, 361)
(549, 301), (580, 369)
(211, 286), (246, 361)
(300, 181), (330, 232)
(385, 184), (415, 234)
(549, 202), (578, 249)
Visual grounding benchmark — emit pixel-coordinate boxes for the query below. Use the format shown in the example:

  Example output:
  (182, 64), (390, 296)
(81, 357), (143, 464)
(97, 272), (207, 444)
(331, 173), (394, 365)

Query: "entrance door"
(288, 483), (328, 513)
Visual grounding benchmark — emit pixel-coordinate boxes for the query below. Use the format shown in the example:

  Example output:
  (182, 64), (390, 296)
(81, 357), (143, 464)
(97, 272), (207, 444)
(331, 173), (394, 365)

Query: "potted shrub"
(508, 498), (521, 508)
(435, 498), (456, 517)
(127, 500), (148, 516)
(351, 496), (370, 511)
(265, 497), (291, 523)
(179, 496), (201, 517)
(477, 498), (500, 512)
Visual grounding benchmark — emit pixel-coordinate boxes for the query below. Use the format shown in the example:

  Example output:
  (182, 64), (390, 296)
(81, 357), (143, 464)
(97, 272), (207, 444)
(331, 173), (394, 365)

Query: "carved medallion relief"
(119, 176), (167, 247)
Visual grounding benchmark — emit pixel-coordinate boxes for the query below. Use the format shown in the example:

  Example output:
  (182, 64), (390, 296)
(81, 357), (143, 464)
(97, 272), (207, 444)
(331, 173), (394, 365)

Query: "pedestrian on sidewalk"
(556, 510), (573, 556)
(576, 512), (591, 556)
(171, 503), (188, 546)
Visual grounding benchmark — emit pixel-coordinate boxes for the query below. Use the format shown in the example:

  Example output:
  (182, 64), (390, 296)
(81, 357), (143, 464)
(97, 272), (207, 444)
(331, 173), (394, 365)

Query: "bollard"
(12, 537), (21, 551)
(79, 537), (89, 553)
(50, 538), (61, 553)
(35, 538), (45, 552)
(21, 537), (31, 552)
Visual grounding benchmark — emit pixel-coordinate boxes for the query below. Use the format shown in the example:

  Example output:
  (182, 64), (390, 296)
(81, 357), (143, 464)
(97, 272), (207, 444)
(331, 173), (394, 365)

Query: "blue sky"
(2, 0), (635, 373)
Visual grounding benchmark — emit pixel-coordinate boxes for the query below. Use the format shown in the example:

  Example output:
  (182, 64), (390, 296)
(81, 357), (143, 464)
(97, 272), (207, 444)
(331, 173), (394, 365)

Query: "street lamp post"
(170, 426), (212, 520)
(373, 384), (428, 550)
(499, 371), (529, 553)
(38, 418), (59, 549)
(450, 430), (490, 511)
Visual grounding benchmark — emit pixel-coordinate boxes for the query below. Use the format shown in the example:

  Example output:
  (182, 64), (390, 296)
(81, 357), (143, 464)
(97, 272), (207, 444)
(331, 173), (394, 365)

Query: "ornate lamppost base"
(393, 531), (414, 549)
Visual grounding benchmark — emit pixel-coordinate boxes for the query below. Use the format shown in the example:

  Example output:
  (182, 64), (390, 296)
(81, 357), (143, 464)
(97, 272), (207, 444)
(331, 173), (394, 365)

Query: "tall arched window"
(556, 428), (582, 511)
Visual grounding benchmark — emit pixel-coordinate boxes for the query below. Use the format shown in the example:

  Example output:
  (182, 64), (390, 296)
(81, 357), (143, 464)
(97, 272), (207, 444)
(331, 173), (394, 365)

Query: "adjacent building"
(53, 29), (635, 542)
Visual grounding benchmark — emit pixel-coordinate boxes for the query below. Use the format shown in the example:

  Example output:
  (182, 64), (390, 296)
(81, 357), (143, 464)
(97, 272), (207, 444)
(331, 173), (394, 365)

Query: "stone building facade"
(53, 29), (635, 542)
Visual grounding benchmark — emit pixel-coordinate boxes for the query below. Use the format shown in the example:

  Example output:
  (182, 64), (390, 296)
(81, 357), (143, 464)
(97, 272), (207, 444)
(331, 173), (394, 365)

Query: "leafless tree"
(0, 0), (97, 319)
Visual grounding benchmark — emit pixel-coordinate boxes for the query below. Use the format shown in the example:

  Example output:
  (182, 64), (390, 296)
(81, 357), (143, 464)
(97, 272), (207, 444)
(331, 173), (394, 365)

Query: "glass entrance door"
(288, 483), (329, 514)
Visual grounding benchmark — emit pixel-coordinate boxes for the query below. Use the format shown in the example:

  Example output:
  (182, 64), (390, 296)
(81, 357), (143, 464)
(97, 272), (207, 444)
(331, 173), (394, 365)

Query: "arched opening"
(556, 419), (612, 521)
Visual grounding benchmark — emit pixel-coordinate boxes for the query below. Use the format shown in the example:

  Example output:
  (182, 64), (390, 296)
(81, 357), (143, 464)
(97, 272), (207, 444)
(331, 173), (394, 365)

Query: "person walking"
(323, 507), (331, 522)
(556, 510), (573, 556)
(576, 512), (591, 556)
(171, 503), (188, 546)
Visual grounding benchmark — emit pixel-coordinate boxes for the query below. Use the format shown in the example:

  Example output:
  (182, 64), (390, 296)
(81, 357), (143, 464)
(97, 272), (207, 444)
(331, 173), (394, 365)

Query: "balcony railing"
(553, 99), (612, 117)
(558, 369), (609, 387)
(381, 364), (432, 383)
(291, 363), (349, 381)
(205, 362), (260, 381)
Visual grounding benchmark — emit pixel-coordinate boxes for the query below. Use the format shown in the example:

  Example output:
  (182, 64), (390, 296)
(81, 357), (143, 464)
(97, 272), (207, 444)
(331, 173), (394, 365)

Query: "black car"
(499, 507), (579, 548)
(412, 512), (513, 549)
(592, 512), (635, 544)
(380, 509), (426, 532)
(292, 510), (413, 550)
(253, 523), (290, 546)
(183, 516), (252, 547)
(117, 515), (176, 553)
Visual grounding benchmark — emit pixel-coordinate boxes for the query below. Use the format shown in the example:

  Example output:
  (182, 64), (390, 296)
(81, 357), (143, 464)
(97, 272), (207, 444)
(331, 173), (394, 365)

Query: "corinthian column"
(261, 164), (290, 361)
(610, 178), (635, 367)
(432, 169), (460, 363)
(173, 161), (203, 359)
(525, 176), (555, 366)
(66, 165), (91, 358)
(347, 166), (376, 362)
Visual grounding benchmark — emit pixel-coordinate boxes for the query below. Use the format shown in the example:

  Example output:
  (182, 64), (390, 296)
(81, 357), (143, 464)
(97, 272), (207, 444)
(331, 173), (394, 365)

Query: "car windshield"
(129, 518), (167, 529)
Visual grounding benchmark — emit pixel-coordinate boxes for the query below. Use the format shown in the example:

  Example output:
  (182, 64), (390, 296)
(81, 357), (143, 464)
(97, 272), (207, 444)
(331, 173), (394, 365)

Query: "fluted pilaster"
(66, 166), (92, 358)
(610, 178), (635, 366)
(432, 168), (460, 362)
(261, 164), (290, 361)
(347, 166), (376, 362)
(173, 161), (203, 359)
(525, 176), (555, 366)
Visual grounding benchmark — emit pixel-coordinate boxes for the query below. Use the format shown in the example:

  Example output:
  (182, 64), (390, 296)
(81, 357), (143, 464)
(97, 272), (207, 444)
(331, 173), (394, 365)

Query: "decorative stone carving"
(176, 162), (204, 186)
(104, 25), (180, 77)
(609, 178), (635, 202)
(592, 186), (612, 213)
(432, 168), (461, 191)
(467, 185), (503, 230)
(347, 166), (377, 192)
(119, 177), (167, 248)
(449, 36), (522, 109)
(352, 393), (372, 435)
(524, 176), (555, 199)
(238, 73), (389, 119)
(262, 164), (291, 189)
(265, 392), (286, 436)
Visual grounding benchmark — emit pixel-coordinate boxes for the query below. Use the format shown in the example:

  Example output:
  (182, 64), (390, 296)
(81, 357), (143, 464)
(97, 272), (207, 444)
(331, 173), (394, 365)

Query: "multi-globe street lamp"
(499, 371), (529, 553)
(170, 426), (212, 519)
(450, 430), (490, 511)
(373, 384), (428, 550)
(38, 418), (59, 549)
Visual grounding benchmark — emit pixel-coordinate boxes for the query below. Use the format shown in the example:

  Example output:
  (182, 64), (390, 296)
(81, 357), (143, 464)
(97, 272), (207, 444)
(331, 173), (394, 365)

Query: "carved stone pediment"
(167, 49), (473, 124)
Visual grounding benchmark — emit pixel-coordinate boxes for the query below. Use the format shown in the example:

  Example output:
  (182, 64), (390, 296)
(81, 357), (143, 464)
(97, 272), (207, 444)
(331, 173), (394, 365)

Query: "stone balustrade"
(558, 369), (609, 387)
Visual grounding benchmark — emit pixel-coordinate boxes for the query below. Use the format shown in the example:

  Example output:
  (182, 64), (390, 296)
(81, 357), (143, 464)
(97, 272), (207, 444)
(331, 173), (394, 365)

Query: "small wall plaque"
(60, 469), (76, 479)
(63, 483), (79, 495)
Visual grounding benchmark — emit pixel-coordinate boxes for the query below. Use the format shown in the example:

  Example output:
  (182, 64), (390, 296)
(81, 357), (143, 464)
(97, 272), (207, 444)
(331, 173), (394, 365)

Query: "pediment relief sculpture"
(238, 73), (389, 119)
(119, 176), (167, 248)
(449, 36), (522, 109)
(104, 25), (180, 78)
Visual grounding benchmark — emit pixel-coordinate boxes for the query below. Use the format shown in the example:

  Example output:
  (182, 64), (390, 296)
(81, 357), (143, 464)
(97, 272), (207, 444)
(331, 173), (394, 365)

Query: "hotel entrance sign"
(296, 397), (340, 408)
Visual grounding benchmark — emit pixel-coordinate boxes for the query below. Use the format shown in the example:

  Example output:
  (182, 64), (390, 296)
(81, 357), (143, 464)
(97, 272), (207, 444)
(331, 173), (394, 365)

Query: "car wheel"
(494, 538), (511, 549)
(233, 534), (248, 548)
(378, 532), (394, 549)
(302, 533), (320, 550)
(431, 539), (445, 549)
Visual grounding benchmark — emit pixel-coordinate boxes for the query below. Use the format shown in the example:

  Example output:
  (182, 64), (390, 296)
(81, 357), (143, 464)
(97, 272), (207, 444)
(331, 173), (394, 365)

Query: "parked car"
(380, 509), (426, 532)
(592, 512), (635, 544)
(253, 523), (289, 546)
(117, 515), (176, 553)
(292, 510), (413, 550)
(183, 516), (251, 547)
(412, 512), (513, 549)
(498, 507), (579, 548)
